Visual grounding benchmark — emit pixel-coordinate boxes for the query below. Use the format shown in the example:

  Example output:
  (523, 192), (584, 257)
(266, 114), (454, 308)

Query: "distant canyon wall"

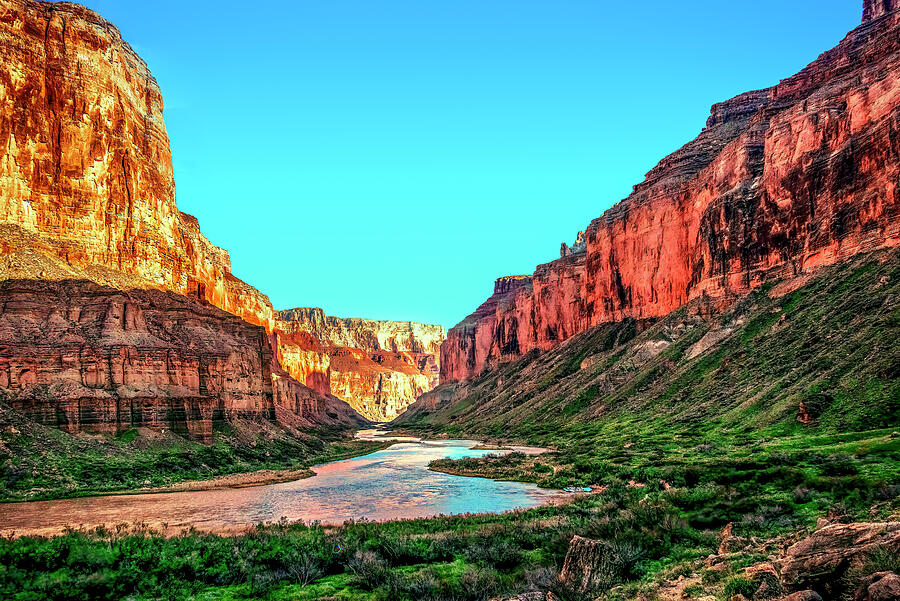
(274, 308), (443, 421)
(441, 5), (900, 382)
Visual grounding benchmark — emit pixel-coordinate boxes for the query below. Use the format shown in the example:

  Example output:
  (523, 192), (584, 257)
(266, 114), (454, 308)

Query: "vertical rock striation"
(441, 4), (900, 383)
(0, 0), (276, 329)
(863, 0), (899, 22)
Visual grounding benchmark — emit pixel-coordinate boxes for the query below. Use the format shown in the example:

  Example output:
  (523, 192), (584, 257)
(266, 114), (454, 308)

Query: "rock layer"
(780, 522), (900, 590)
(441, 5), (900, 382)
(274, 309), (443, 421)
(0, 279), (362, 441)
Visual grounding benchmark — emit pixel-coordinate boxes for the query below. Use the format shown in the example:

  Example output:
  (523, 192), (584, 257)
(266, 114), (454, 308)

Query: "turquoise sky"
(66, 1), (860, 329)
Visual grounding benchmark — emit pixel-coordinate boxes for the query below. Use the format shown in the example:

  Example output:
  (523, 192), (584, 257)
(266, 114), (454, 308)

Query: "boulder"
(781, 522), (900, 589)
(745, 562), (782, 599)
(854, 571), (900, 601)
(559, 535), (609, 596)
(720, 523), (750, 554)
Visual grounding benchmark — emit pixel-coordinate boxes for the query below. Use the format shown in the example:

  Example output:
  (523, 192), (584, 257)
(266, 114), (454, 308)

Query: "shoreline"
(0, 435), (568, 539)
(0, 440), (394, 504)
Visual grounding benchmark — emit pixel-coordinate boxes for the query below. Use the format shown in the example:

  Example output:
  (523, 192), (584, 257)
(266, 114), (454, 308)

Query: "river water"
(0, 436), (558, 537)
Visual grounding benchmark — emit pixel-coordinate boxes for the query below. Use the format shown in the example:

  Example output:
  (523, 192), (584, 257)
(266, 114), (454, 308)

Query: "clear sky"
(62, 0), (860, 329)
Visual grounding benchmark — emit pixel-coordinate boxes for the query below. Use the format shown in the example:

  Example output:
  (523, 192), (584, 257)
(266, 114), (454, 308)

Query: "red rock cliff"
(0, 279), (361, 441)
(0, 0), (345, 434)
(0, 0), (441, 422)
(0, 0), (276, 328)
(441, 5), (900, 382)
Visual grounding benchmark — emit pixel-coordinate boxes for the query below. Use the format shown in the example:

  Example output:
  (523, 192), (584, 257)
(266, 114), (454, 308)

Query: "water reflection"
(0, 439), (558, 537)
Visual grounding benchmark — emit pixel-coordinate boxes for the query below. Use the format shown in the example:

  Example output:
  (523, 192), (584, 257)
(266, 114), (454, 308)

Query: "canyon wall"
(441, 4), (900, 382)
(0, 0), (276, 329)
(274, 308), (443, 421)
(0, 0), (442, 423)
(0, 279), (361, 441)
(864, 0), (899, 22)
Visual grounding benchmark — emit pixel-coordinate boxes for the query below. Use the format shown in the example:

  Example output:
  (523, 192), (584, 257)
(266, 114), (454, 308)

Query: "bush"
(465, 537), (523, 570)
(284, 548), (322, 586)
(346, 550), (388, 590)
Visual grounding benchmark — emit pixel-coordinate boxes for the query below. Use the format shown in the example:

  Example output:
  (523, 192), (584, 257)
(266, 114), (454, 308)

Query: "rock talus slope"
(441, 5), (900, 382)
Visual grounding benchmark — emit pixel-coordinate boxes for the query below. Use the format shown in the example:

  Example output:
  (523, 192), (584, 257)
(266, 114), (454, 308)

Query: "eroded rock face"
(558, 535), (608, 597)
(854, 572), (900, 601)
(441, 5), (900, 383)
(864, 0), (899, 22)
(274, 309), (443, 421)
(0, 279), (362, 441)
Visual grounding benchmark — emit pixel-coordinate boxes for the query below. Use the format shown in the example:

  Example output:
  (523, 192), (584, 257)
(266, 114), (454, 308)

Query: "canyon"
(273, 309), (443, 421)
(440, 3), (900, 383)
(0, 0), (441, 429)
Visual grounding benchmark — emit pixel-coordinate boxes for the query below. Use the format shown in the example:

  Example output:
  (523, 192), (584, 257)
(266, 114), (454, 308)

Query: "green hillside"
(398, 250), (900, 498)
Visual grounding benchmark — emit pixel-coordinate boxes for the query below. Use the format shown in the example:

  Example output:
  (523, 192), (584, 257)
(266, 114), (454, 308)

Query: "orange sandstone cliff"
(0, 0), (276, 328)
(0, 0), (439, 430)
(441, 4), (900, 383)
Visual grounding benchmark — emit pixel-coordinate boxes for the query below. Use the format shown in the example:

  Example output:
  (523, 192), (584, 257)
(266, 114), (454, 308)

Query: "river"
(0, 434), (559, 537)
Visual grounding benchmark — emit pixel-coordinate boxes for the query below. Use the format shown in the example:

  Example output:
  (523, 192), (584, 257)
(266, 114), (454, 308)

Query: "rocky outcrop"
(560, 231), (586, 258)
(854, 572), (900, 601)
(274, 308), (443, 421)
(780, 522), (900, 590)
(864, 0), (899, 22)
(441, 4), (900, 382)
(0, 279), (362, 441)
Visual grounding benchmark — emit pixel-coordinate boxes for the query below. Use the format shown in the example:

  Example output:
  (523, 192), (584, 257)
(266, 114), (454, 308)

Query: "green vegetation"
(0, 251), (898, 599)
(1, 475), (896, 600)
(402, 252), (900, 492)
(0, 413), (386, 501)
(0, 489), (750, 601)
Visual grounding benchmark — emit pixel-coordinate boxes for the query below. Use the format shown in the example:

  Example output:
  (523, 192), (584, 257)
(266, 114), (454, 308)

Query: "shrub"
(465, 537), (523, 570)
(346, 550), (388, 590)
(284, 548), (322, 586)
